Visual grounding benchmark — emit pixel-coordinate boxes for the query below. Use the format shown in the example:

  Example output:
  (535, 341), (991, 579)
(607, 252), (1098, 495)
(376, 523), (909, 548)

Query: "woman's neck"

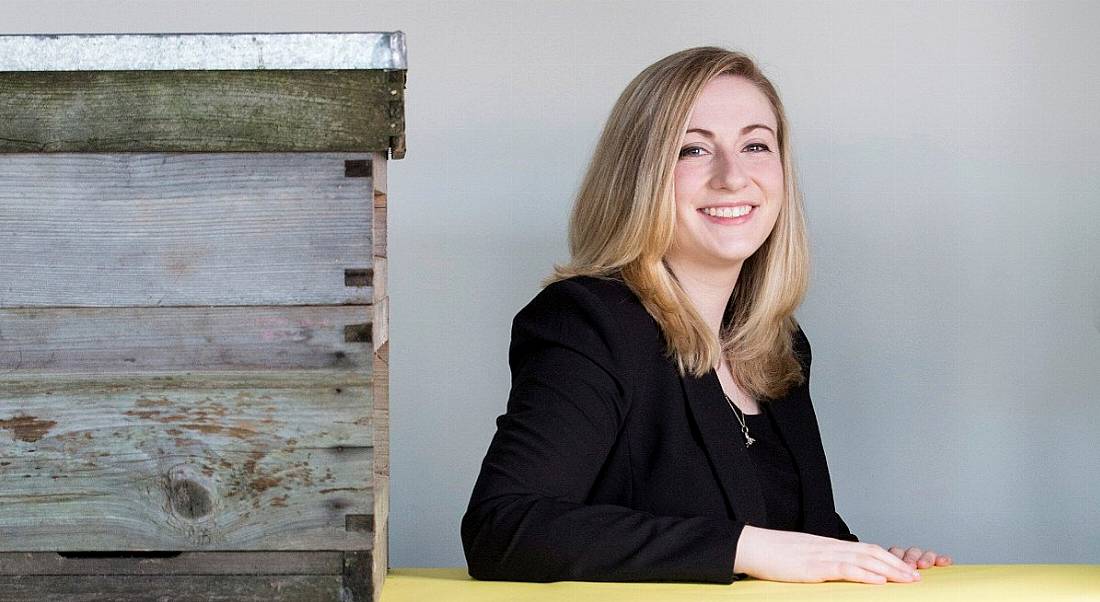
(664, 257), (742, 341)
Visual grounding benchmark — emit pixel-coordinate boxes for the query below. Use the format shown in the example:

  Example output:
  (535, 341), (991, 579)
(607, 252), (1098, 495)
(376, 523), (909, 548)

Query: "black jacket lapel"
(681, 369), (768, 527)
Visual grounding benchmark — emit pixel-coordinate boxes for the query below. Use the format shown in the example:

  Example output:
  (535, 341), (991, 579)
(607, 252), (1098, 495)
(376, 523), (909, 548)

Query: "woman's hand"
(733, 525), (923, 585)
(888, 546), (952, 569)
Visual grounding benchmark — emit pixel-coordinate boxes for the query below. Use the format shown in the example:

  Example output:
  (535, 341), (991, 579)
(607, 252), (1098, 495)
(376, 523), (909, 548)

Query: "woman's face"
(667, 74), (784, 279)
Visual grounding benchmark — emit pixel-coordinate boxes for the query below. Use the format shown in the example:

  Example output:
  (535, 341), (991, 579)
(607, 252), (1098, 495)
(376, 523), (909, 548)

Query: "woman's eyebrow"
(686, 124), (776, 137)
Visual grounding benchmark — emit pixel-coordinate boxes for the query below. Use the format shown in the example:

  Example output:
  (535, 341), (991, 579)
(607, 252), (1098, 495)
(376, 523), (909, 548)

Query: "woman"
(461, 46), (951, 585)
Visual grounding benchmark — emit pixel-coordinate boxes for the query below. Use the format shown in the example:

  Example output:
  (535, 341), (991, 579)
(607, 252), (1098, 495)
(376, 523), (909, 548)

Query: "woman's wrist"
(733, 524), (765, 575)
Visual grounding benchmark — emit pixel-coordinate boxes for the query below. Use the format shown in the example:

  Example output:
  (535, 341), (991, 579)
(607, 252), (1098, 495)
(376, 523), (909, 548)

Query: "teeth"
(701, 205), (753, 218)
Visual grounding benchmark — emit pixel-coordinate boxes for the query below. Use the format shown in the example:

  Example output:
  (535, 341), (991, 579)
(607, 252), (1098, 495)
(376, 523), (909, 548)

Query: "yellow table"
(380, 565), (1099, 601)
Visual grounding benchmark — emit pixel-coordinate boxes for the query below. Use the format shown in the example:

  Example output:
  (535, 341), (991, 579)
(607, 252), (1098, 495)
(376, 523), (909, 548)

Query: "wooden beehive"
(0, 32), (402, 601)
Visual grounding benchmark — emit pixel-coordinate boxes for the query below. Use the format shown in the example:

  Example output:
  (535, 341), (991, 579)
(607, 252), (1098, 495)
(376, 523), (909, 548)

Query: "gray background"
(4, 0), (1097, 567)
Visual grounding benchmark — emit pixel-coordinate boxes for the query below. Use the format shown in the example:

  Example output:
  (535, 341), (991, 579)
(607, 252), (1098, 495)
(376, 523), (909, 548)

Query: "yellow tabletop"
(380, 565), (1099, 601)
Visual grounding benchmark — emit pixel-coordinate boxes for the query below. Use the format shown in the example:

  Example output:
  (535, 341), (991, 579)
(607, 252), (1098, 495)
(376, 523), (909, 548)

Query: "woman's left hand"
(888, 546), (953, 569)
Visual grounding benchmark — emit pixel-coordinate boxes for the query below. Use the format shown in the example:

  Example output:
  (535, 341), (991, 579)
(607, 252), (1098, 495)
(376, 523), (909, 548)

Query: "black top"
(461, 275), (858, 585)
(741, 405), (803, 531)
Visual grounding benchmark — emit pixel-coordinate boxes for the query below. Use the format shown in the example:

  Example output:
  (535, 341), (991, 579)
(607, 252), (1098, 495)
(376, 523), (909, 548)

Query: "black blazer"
(461, 275), (858, 584)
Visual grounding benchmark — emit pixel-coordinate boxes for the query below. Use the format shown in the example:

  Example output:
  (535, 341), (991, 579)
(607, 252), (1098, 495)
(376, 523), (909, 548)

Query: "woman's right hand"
(733, 525), (923, 585)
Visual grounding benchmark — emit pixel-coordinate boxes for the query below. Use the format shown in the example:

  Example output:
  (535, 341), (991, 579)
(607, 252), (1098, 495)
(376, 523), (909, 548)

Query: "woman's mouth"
(698, 205), (756, 225)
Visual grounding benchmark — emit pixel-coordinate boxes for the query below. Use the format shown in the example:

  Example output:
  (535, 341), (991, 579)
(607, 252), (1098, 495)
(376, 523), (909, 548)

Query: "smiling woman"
(461, 46), (950, 586)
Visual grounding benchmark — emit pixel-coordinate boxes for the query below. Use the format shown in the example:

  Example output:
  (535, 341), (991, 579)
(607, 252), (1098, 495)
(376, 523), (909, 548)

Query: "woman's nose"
(711, 153), (750, 191)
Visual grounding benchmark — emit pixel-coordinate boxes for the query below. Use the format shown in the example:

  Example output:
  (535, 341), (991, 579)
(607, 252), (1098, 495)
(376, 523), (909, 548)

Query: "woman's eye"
(678, 146), (705, 158)
(745, 143), (771, 153)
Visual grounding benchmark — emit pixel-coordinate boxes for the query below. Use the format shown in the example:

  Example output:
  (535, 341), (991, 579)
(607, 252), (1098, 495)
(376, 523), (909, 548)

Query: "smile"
(698, 205), (756, 224)
(700, 205), (752, 218)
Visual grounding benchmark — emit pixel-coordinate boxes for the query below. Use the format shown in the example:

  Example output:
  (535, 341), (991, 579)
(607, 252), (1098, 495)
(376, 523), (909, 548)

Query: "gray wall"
(5, 0), (1097, 567)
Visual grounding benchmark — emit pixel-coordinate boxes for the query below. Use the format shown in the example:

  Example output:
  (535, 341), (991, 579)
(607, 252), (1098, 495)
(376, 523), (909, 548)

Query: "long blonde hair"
(545, 46), (810, 401)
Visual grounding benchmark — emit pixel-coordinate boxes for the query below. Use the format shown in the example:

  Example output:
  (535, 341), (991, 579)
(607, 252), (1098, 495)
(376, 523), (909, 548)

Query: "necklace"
(723, 392), (756, 448)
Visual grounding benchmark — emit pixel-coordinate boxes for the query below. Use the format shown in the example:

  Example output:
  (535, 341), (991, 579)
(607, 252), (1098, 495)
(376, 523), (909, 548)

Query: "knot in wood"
(167, 478), (213, 519)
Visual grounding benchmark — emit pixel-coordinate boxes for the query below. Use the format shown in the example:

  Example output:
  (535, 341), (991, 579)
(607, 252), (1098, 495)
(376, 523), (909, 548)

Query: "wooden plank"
(0, 153), (374, 307)
(385, 70), (408, 159)
(0, 443), (374, 551)
(0, 70), (404, 154)
(372, 342), (391, 598)
(372, 478), (390, 598)
(372, 297), (390, 352)
(373, 257), (388, 304)
(0, 574), (342, 601)
(0, 306), (373, 373)
(0, 551), (341, 575)
(370, 151), (388, 194)
(0, 370), (373, 551)
(372, 344), (390, 483)
(374, 192), (389, 258)
(343, 549), (374, 601)
(0, 370), (372, 447)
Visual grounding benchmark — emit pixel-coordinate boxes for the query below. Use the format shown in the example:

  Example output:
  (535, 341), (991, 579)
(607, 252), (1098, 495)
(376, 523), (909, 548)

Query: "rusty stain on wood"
(0, 413), (57, 442)
(250, 476), (281, 494)
(124, 396), (264, 440)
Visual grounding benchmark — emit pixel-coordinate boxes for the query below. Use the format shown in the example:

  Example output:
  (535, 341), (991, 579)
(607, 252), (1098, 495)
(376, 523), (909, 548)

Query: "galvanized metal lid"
(0, 32), (407, 71)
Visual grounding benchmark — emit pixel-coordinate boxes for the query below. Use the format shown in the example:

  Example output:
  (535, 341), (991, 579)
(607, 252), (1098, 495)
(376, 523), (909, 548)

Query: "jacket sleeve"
(795, 323), (860, 544)
(835, 512), (860, 542)
(461, 279), (745, 583)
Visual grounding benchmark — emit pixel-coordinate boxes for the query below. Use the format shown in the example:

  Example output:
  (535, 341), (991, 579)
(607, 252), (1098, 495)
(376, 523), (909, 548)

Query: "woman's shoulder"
(512, 273), (657, 354)
(791, 319), (811, 361)
(542, 273), (638, 306)
(525, 274), (654, 328)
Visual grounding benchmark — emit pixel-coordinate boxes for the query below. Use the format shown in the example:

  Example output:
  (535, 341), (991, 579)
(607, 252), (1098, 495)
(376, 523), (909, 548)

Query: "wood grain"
(0, 153), (374, 307)
(372, 343), (391, 597)
(0, 550), (341, 575)
(0, 370), (373, 551)
(0, 574), (343, 601)
(0, 70), (404, 155)
(0, 305), (373, 374)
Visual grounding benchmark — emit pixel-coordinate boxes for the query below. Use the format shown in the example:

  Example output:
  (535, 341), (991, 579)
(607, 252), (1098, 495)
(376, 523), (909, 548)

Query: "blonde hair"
(544, 46), (809, 401)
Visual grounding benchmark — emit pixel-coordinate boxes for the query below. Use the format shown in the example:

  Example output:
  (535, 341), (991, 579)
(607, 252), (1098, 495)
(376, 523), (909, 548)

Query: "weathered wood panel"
(371, 343), (391, 597)
(0, 574), (343, 601)
(0, 370), (372, 447)
(369, 151), (389, 195)
(373, 257), (388, 304)
(0, 153), (374, 307)
(0, 306), (373, 373)
(375, 191), (389, 258)
(372, 297), (390, 352)
(0, 70), (405, 155)
(0, 371), (373, 551)
(0, 551), (341, 575)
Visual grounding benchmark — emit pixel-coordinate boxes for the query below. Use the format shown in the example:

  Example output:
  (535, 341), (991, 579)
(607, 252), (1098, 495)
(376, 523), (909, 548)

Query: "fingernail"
(912, 571), (921, 579)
